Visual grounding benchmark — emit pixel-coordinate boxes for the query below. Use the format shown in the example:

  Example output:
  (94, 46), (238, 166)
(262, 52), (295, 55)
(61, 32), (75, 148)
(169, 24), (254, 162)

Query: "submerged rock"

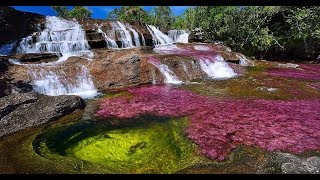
(0, 92), (86, 137)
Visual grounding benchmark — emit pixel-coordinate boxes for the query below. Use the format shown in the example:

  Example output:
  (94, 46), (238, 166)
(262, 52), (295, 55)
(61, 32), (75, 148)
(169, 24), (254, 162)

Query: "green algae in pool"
(33, 116), (208, 174)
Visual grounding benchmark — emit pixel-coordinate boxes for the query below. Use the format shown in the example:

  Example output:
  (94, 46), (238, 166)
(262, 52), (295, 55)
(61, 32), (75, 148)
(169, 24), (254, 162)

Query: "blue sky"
(11, 6), (191, 19)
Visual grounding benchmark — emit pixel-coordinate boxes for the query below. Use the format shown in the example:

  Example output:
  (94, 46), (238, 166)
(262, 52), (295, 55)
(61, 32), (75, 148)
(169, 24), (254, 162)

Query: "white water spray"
(17, 16), (93, 61)
(198, 55), (237, 79)
(146, 25), (173, 46)
(168, 30), (189, 43)
(125, 23), (141, 47)
(12, 16), (98, 98)
(149, 57), (182, 84)
(97, 25), (118, 49)
(111, 21), (134, 48)
(29, 64), (97, 98)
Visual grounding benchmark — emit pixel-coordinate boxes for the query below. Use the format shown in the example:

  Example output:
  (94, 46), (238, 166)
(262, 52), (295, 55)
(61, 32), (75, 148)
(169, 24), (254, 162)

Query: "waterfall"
(125, 23), (141, 47)
(9, 59), (98, 99)
(97, 25), (118, 49)
(28, 64), (97, 98)
(111, 21), (134, 48)
(236, 53), (254, 66)
(153, 44), (238, 80)
(146, 25), (173, 46)
(148, 57), (182, 84)
(198, 55), (237, 79)
(136, 28), (146, 46)
(168, 30), (189, 43)
(17, 16), (93, 61)
(12, 16), (98, 99)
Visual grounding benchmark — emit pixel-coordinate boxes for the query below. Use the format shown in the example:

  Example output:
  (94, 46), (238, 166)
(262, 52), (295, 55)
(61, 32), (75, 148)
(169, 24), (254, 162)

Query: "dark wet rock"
(0, 60), (12, 97)
(0, 60), (9, 75)
(86, 31), (107, 49)
(6, 53), (59, 63)
(188, 28), (205, 43)
(0, 6), (44, 48)
(0, 79), (11, 98)
(11, 80), (33, 94)
(0, 92), (86, 137)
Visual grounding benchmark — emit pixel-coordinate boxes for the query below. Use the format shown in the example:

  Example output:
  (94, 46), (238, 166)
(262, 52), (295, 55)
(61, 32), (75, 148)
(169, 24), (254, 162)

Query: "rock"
(86, 31), (107, 49)
(88, 49), (152, 91)
(0, 92), (86, 137)
(0, 6), (44, 47)
(6, 53), (60, 63)
(268, 152), (320, 174)
(0, 79), (11, 98)
(0, 92), (38, 119)
(0, 60), (12, 97)
(188, 28), (205, 43)
(0, 60), (9, 75)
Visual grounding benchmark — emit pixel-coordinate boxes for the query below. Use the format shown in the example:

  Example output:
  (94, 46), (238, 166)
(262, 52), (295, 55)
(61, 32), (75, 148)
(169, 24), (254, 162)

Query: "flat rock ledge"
(0, 92), (86, 137)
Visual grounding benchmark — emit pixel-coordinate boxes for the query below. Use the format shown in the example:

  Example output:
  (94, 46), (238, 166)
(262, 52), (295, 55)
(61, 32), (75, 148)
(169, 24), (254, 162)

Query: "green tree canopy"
(150, 6), (174, 31)
(107, 6), (150, 24)
(51, 6), (92, 19)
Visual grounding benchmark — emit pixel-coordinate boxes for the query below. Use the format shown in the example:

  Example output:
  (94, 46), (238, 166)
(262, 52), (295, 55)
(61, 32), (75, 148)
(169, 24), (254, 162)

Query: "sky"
(11, 6), (191, 19)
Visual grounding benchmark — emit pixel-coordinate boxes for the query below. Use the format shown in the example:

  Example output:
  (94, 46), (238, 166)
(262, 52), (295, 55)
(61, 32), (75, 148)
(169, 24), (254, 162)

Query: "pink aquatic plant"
(268, 65), (320, 81)
(96, 85), (320, 161)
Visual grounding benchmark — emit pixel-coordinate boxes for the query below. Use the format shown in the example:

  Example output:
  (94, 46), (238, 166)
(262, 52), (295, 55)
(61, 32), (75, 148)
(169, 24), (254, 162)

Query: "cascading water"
(198, 55), (237, 79)
(236, 53), (254, 66)
(12, 16), (98, 99)
(136, 28), (146, 46)
(125, 23), (141, 47)
(97, 25), (118, 49)
(17, 16), (93, 61)
(153, 44), (238, 80)
(111, 21), (134, 48)
(146, 25), (173, 46)
(168, 30), (189, 43)
(149, 57), (183, 84)
(29, 64), (97, 99)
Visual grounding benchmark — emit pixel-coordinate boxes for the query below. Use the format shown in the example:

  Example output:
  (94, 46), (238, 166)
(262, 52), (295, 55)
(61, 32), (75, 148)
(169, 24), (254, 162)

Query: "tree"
(52, 6), (92, 19)
(150, 6), (174, 31)
(173, 7), (196, 30)
(107, 6), (150, 24)
(52, 6), (69, 19)
(68, 6), (92, 19)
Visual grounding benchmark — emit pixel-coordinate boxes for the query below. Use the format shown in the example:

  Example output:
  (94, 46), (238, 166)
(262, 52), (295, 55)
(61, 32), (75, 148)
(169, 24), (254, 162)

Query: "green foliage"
(172, 7), (196, 30)
(52, 6), (69, 19)
(149, 6), (174, 31)
(51, 6), (92, 19)
(107, 6), (150, 24)
(68, 6), (92, 19)
(174, 6), (320, 59)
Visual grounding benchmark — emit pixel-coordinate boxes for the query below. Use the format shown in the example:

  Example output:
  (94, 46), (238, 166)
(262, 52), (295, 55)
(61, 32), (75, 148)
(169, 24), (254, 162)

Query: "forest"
(53, 6), (320, 61)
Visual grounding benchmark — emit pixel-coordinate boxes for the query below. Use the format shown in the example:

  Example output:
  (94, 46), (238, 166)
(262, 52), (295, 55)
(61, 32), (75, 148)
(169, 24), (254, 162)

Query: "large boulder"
(0, 92), (86, 137)
(0, 6), (44, 49)
(88, 48), (152, 91)
(188, 28), (205, 43)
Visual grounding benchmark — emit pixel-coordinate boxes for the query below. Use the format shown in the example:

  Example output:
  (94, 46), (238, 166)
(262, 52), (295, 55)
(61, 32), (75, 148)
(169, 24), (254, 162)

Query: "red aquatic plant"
(96, 85), (320, 161)
(267, 65), (320, 81)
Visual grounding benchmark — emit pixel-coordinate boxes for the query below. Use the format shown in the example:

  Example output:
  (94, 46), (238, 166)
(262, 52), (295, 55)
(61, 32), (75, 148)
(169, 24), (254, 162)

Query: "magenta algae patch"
(96, 85), (320, 161)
